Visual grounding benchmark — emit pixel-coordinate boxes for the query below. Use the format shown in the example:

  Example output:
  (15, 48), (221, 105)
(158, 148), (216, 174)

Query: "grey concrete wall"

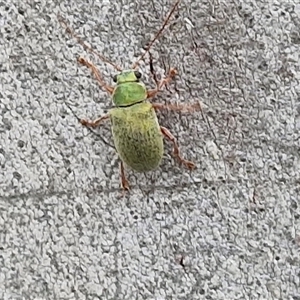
(1, 0), (299, 299)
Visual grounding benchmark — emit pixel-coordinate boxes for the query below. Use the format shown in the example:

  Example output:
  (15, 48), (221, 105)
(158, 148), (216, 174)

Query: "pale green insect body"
(109, 70), (164, 172)
(58, 0), (196, 190)
(110, 101), (164, 172)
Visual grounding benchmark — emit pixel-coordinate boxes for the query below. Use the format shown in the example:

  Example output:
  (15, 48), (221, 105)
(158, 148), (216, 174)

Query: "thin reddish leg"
(160, 126), (196, 170)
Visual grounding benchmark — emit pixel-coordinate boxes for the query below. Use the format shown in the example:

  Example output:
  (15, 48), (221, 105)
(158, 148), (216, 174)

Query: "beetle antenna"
(131, 0), (181, 70)
(58, 14), (122, 72)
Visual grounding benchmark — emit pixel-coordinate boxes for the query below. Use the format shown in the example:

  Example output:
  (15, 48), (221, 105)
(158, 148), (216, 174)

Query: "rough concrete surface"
(0, 0), (300, 299)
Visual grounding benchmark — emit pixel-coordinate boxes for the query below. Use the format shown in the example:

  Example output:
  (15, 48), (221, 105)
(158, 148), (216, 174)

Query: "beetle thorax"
(112, 70), (147, 107)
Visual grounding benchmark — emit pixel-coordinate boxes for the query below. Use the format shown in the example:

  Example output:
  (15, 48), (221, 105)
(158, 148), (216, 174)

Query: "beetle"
(58, 0), (200, 190)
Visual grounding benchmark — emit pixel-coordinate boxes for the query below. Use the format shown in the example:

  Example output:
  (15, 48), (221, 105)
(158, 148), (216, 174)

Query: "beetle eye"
(134, 71), (142, 79)
(113, 75), (118, 82)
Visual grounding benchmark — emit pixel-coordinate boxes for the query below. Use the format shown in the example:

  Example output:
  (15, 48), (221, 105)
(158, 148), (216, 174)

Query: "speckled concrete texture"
(1, 0), (300, 299)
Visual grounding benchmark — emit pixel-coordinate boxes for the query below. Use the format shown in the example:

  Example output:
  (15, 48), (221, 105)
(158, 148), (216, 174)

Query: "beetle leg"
(78, 57), (114, 94)
(80, 113), (110, 128)
(152, 102), (202, 113)
(160, 126), (196, 170)
(147, 68), (178, 98)
(120, 161), (130, 191)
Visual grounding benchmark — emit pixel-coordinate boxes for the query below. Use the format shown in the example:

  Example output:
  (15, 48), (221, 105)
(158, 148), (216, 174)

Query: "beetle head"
(112, 70), (142, 84)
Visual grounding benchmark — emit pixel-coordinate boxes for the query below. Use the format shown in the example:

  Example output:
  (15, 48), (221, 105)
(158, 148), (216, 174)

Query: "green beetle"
(58, 0), (200, 190)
